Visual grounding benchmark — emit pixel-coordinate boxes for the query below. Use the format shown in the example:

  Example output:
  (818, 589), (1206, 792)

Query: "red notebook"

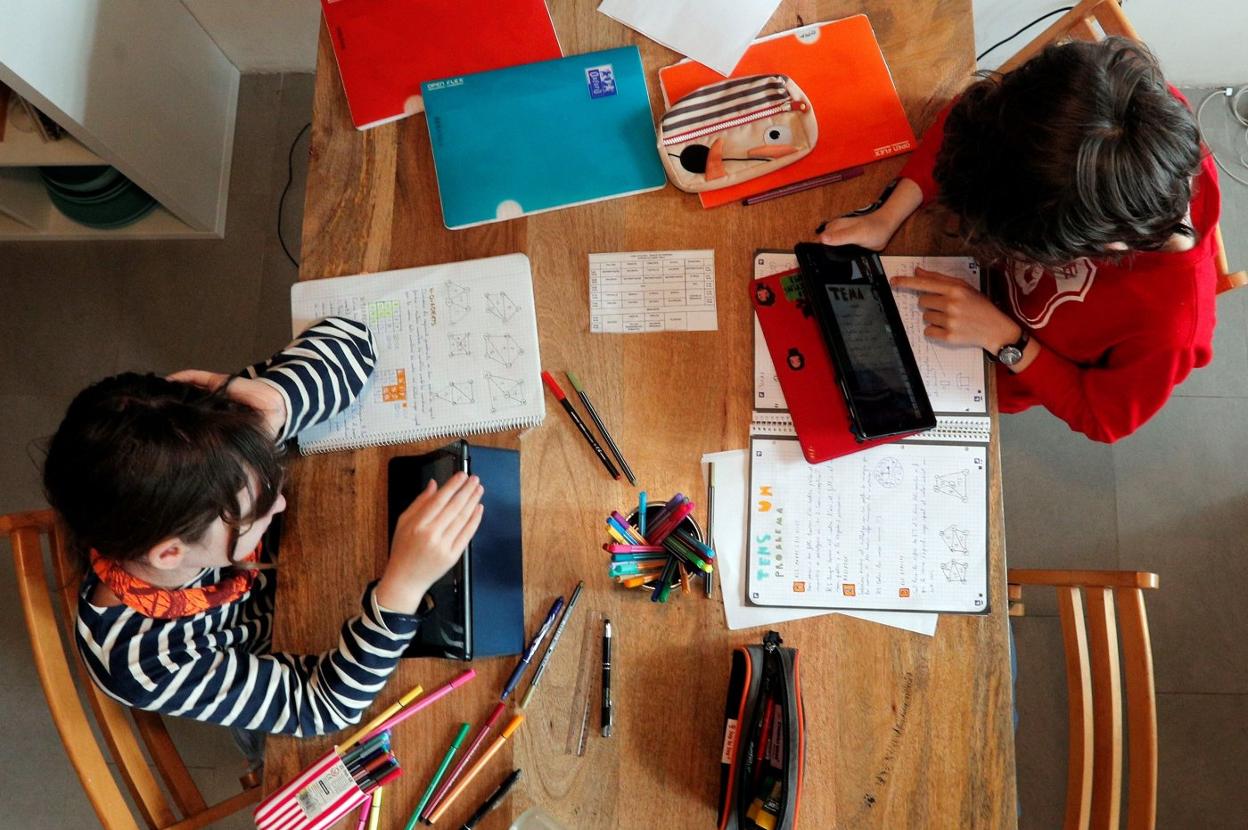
(751, 268), (915, 463)
(321, 0), (563, 130)
(659, 16), (915, 208)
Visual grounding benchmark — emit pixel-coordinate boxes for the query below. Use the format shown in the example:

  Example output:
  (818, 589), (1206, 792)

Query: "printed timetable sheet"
(589, 249), (717, 333)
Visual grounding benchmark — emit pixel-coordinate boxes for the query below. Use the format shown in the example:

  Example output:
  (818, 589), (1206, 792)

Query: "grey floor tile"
(0, 395), (66, 514)
(228, 74), (284, 199)
(1000, 407), (1119, 616)
(1175, 287), (1248, 398)
(1113, 396), (1248, 694)
(1012, 615), (1070, 830)
(1157, 693), (1248, 830)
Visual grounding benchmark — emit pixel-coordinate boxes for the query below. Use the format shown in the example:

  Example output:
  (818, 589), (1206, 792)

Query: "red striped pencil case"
(718, 630), (805, 830)
(254, 748), (368, 830)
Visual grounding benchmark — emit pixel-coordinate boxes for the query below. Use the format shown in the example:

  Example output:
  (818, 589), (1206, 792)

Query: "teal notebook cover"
(422, 46), (667, 229)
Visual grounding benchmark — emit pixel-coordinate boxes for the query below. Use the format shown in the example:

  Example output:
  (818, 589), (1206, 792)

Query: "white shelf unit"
(0, 0), (241, 239)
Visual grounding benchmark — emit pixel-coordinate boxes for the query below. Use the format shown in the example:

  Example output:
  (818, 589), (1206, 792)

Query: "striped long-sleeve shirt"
(75, 317), (422, 736)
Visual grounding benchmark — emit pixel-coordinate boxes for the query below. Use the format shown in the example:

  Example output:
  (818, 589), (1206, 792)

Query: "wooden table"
(264, 2), (1018, 828)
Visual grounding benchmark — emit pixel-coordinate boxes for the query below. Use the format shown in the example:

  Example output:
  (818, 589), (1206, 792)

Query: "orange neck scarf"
(90, 543), (261, 620)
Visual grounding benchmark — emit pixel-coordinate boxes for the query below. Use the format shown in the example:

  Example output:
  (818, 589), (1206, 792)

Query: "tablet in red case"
(751, 269), (914, 463)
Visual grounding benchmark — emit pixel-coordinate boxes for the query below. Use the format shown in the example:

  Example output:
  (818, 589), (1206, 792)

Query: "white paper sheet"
(703, 450), (938, 636)
(589, 250), (717, 333)
(597, 0), (782, 76)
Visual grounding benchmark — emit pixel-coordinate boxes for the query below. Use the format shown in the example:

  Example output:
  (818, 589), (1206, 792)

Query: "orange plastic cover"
(658, 15), (915, 208)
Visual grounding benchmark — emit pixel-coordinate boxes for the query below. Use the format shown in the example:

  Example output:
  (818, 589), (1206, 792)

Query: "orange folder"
(658, 16), (915, 208)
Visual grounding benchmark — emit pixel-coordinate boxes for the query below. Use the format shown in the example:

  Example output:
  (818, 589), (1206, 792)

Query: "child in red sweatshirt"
(819, 38), (1219, 443)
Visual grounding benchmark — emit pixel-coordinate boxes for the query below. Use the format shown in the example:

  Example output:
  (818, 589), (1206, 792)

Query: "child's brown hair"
(44, 373), (283, 568)
(934, 37), (1203, 266)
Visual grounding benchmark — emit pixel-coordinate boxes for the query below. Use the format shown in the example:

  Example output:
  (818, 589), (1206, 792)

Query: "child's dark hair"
(44, 373), (283, 568)
(933, 37), (1203, 266)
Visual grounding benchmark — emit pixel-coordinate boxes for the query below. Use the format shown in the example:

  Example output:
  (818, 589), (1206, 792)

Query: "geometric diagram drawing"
(485, 291), (519, 323)
(447, 333), (472, 357)
(873, 456), (904, 488)
(433, 380), (474, 406)
(940, 524), (969, 555)
(445, 281), (471, 323)
(380, 368), (407, 405)
(934, 469), (969, 503)
(485, 373), (526, 412)
(483, 333), (523, 367)
(941, 559), (969, 583)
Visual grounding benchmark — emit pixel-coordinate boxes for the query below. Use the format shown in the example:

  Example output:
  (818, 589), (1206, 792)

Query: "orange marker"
(618, 573), (662, 588)
(426, 715), (525, 824)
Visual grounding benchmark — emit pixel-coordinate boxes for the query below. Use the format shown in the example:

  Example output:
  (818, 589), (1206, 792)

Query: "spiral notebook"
(747, 251), (990, 613)
(291, 254), (545, 454)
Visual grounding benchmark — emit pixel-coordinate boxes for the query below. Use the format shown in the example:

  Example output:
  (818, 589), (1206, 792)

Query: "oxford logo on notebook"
(585, 65), (617, 99)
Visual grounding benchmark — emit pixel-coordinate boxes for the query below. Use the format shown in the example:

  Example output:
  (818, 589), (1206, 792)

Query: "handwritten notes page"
(291, 254), (544, 453)
(746, 436), (989, 613)
(589, 250), (717, 333)
(751, 252), (985, 415)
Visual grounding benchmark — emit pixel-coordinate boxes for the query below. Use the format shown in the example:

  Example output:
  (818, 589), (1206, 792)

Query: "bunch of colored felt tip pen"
(604, 491), (716, 603)
(340, 731), (403, 794)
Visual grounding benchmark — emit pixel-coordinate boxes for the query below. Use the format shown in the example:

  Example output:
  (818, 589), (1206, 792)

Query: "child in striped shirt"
(42, 317), (483, 766)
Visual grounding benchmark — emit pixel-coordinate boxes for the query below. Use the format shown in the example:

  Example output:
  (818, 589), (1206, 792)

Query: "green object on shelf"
(40, 165), (157, 229)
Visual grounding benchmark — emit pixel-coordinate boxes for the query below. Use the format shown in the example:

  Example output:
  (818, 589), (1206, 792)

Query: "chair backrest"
(2, 509), (259, 830)
(1008, 568), (1159, 830)
(996, 0), (1247, 294)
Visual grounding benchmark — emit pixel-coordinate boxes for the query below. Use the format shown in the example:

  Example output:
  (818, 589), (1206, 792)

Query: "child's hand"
(817, 213), (896, 251)
(377, 473), (484, 615)
(890, 268), (1022, 353)
(168, 370), (288, 438)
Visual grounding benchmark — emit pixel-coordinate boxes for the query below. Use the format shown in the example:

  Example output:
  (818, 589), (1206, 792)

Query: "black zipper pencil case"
(718, 630), (805, 830)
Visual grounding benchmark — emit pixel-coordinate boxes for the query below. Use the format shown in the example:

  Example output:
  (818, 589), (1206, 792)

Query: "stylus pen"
(566, 371), (636, 485)
(520, 581), (585, 708)
(541, 371), (621, 480)
(601, 620), (613, 738)
(501, 596), (565, 700)
(461, 768), (521, 830)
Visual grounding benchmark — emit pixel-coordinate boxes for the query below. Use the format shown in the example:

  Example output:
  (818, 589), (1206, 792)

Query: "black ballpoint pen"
(461, 768), (521, 830)
(601, 620), (613, 737)
(565, 371), (637, 485)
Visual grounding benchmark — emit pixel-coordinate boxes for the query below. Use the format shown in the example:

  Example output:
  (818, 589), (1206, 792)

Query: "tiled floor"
(1, 71), (1245, 827)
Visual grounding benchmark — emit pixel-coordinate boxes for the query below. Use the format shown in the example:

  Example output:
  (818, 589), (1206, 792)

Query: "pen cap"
(627, 502), (704, 592)
(501, 714), (526, 739)
(540, 371), (566, 400)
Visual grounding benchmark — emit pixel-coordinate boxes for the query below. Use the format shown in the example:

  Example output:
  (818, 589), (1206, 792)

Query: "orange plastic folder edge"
(658, 15), (915, 208)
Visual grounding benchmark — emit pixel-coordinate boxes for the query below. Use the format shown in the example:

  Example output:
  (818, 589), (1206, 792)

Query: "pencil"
(425, 715), (525, 824)
(566, 371), (636, 485)
(520, 581), (585, 708)
(541, 371), (620, 479)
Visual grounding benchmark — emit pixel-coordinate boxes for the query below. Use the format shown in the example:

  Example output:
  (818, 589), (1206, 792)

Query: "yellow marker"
(367, 786), (383, 830)
(426, 715), (525, 824)
(605, 523), (631, 546)
(341, 684), (423, 748)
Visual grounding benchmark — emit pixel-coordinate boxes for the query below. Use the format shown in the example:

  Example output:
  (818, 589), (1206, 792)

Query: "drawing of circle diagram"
(873, 457), (903, 488)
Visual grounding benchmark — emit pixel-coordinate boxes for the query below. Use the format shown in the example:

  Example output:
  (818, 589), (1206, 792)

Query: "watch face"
(999, 345), (1023, 366)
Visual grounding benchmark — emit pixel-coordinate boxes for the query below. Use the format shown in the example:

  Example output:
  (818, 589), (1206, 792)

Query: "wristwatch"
(992, 330), (1030, 366)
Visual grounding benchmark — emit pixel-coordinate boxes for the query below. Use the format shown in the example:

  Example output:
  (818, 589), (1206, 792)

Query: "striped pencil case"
(254, 748), (369, 830)
(717, 630), (805, 830)
(659, 75), (817, 193)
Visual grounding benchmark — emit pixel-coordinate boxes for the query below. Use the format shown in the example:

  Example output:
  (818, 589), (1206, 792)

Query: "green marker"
(407, 722), (470, 829)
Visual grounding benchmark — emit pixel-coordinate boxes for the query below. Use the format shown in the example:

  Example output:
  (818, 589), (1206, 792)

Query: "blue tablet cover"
(469, 444), (525, 658)
(422, 46), (667, 229)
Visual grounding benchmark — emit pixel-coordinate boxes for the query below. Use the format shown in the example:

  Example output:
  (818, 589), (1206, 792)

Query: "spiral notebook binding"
(298, 413), (546, 455)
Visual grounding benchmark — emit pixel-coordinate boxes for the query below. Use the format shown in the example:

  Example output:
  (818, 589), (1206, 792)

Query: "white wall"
(975, 0), (1248, 84)
(182, 0), (320, 73)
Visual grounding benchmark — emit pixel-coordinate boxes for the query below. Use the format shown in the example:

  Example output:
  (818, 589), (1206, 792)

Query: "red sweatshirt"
(898, 103), (1221, 443)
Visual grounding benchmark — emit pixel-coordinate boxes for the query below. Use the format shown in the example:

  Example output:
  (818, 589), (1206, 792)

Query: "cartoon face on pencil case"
(658, 74), (818, 193)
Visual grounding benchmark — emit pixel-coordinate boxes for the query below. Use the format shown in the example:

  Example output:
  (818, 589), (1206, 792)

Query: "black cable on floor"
(278, 122), (312, 269)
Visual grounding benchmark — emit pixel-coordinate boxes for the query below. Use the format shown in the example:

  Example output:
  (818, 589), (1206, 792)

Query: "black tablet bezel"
(794, 243), (936, 440)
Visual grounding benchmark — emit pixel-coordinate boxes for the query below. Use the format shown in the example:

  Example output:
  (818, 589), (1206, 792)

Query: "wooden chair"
(2, 509), (261, 830)
(1008, 569), (1160, 830)
(996, 0), (1248, 294)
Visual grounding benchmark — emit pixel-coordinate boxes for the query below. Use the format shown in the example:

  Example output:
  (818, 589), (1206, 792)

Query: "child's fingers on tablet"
(425, 476), (481, 532)
(417, 471), (471, 516)
(446, 504), (485, 555)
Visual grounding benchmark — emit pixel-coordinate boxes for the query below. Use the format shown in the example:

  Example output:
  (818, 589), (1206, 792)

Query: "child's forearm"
(872, 177), (924, 237)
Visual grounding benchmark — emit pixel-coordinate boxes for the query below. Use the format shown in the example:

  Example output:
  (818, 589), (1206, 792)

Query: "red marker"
(541, 371), (620, 479)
